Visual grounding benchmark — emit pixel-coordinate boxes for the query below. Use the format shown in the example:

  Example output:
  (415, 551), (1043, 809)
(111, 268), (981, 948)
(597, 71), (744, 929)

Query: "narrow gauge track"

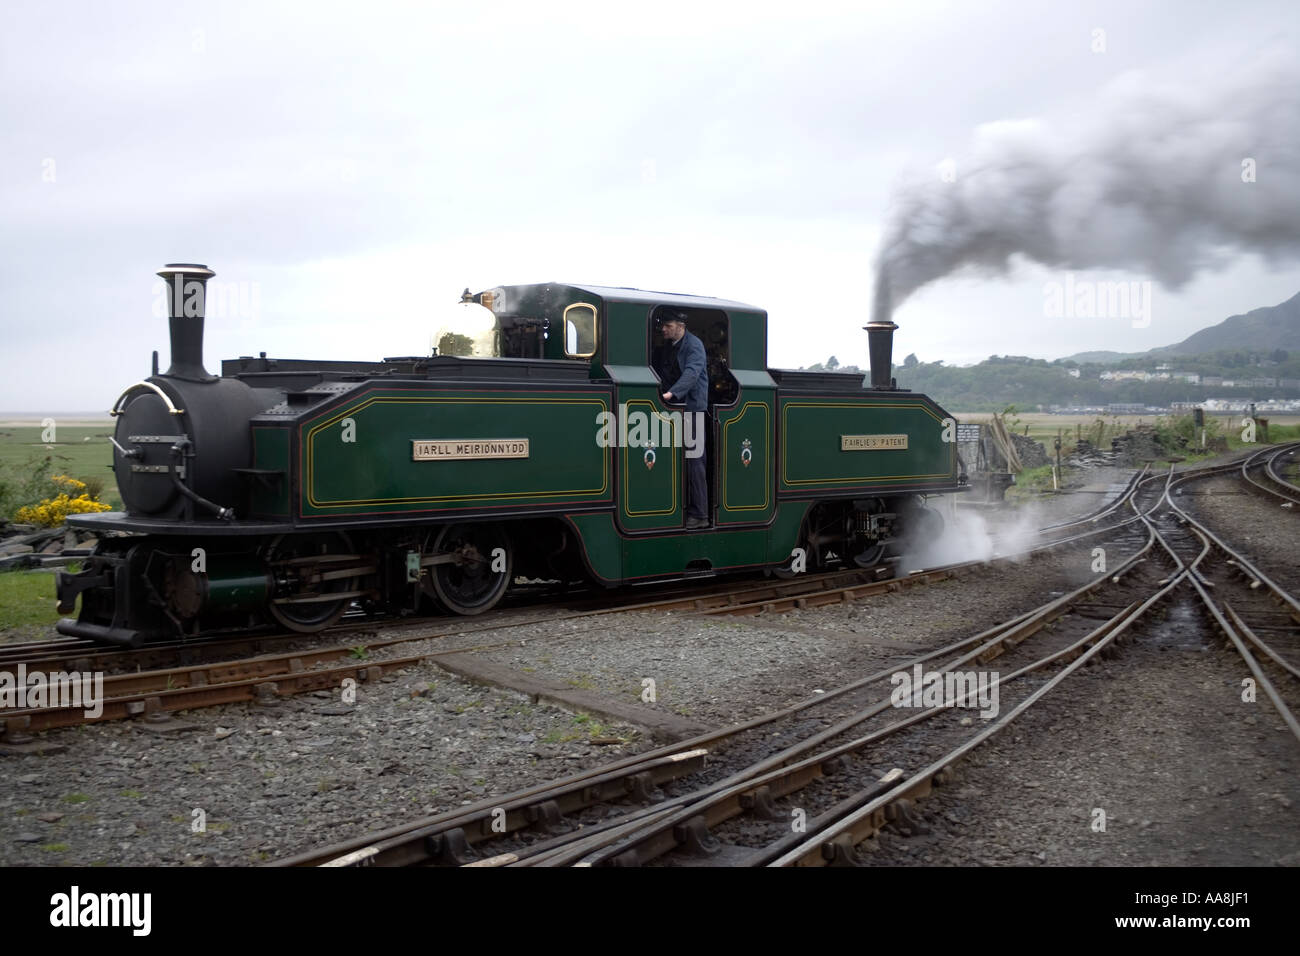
(0, 636), (100, 669)
(0, 450), (1262, 740)
(0, 563), (906, 676)
(757, 457), (1300, 866)
(0, 450), (1179, 674)
(282, 448), (1300, 867)
(0, 566), (919, 739)
(0, 575), (780, 673)
(0, 458), (1173, 738)
(1239, 442), (1300, 506)
(1036, 465), (1149, 535)
(0, 447), (1210, 675)
(278, 466), (1171, 866)
(1160, 459), (1300, 736)
(7, 447), (1294, 779)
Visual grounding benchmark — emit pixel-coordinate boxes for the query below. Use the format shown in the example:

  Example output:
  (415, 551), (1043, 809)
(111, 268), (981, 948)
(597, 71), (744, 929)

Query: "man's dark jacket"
(663, 331), (709, 411)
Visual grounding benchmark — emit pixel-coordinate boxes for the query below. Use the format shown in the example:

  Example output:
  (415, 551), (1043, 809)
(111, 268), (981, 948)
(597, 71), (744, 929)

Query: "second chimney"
(863, 319), (897, 390)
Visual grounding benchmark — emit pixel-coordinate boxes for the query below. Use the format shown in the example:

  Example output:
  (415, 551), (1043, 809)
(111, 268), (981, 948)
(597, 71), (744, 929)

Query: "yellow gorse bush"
(15, 494), (112, 527)
(14, 475), (111, 527)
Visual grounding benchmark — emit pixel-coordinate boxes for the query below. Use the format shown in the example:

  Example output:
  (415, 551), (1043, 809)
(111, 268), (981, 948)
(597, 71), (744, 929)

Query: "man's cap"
(657, 309), (688, 325)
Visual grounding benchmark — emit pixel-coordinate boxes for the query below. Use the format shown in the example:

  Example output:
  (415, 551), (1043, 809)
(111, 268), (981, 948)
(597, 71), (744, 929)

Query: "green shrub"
(0, 456), (109, 524)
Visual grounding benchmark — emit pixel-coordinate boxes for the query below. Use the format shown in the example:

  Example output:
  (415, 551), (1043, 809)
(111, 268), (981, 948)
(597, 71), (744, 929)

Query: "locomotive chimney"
(157, 263), (216, 381)
(863, 319), (897, 390)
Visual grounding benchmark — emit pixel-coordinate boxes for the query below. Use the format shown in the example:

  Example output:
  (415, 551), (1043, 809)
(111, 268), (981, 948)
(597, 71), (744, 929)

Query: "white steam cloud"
(872, 49), (1300, 322)
(901, 505), (1045, 571)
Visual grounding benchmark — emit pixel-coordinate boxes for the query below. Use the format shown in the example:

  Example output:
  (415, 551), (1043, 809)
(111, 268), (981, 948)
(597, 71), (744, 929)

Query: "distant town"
(1093, 364), (1300, 390)
(1048, 398), (1300, 415)
(1054, 363), (1300, 415)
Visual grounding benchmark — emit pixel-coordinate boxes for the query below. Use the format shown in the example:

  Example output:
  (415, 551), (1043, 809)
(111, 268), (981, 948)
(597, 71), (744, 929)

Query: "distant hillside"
(892, 352), (1300, 413)
(1061, 349), (1143, 364)
(1062, 291), (1300, 362)
(1157, 291), (1300, 356)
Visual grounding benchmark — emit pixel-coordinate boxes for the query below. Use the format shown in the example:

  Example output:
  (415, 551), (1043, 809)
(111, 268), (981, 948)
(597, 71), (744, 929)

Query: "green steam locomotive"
(56, 264), (964, 646)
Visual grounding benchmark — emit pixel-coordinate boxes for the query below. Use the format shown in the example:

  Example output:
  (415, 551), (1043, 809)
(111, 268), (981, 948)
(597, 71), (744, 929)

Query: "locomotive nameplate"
(412, 439), (530, 461)
(840, 434), (908, 451)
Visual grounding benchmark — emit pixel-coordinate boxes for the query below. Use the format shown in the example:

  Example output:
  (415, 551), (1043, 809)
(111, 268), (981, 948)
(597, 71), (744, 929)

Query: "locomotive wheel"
(771, 534), (810, 580)
(424, 523), (511, 616)
(852, 543), (887, 568)
(772, 557), (801, 580)
(266, 532), (358, 633)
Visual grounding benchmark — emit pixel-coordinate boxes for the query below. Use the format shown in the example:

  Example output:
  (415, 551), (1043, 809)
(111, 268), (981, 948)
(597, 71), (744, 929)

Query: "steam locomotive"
(56, 264), (965, 646)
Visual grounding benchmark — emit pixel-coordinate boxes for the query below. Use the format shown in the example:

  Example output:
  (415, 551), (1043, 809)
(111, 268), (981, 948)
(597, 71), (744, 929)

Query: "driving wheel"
(422, 523), (512, 615)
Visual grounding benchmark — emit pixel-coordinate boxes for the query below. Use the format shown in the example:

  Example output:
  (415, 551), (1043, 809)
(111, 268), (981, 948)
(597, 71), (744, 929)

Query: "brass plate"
(412, 439), (530, 461)
(840, 434), (909, 451)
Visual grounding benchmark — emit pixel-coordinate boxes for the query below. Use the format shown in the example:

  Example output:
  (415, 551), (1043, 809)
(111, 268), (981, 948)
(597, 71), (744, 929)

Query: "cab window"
(563, 303), (598, 358)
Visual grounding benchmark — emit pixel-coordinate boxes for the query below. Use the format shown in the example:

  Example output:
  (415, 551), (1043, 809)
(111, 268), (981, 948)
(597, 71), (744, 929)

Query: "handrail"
(109, 381), (185, 417)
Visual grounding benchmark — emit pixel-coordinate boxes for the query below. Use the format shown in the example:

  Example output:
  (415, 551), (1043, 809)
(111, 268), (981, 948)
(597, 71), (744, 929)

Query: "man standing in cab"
(657, 309), (710, 529)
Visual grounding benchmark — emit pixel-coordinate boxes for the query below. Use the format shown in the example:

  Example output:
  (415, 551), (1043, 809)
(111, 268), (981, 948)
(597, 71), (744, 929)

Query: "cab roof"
(563, 283), (762, 313)
(484, 282), (763, 315)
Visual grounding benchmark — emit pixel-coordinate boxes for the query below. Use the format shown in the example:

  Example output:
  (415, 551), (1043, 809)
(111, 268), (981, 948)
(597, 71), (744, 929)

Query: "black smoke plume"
(872, 49), (1300, 322)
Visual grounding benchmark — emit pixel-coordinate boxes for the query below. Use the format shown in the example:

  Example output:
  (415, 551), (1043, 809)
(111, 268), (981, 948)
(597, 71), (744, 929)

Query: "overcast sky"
(2, 0), (1298, 411)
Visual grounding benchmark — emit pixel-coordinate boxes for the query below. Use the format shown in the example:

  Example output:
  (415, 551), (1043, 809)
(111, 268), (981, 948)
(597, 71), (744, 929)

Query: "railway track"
(0, 565), (905, 680)
(1239, 442), (1300, 506)
(280, 511), (1167, 866)
(276, 446), (1300, 867)
(3, 447), (1285, 740)
(0, 576), (757, 674)
(0, 461), (1172, 738)
(760, 455), (1299, 866)
(0, 566), (924, 740)
(0, 448), (1186, 676)
(274, 463), (1163, 865)
(1160, 461), (1300, 738)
